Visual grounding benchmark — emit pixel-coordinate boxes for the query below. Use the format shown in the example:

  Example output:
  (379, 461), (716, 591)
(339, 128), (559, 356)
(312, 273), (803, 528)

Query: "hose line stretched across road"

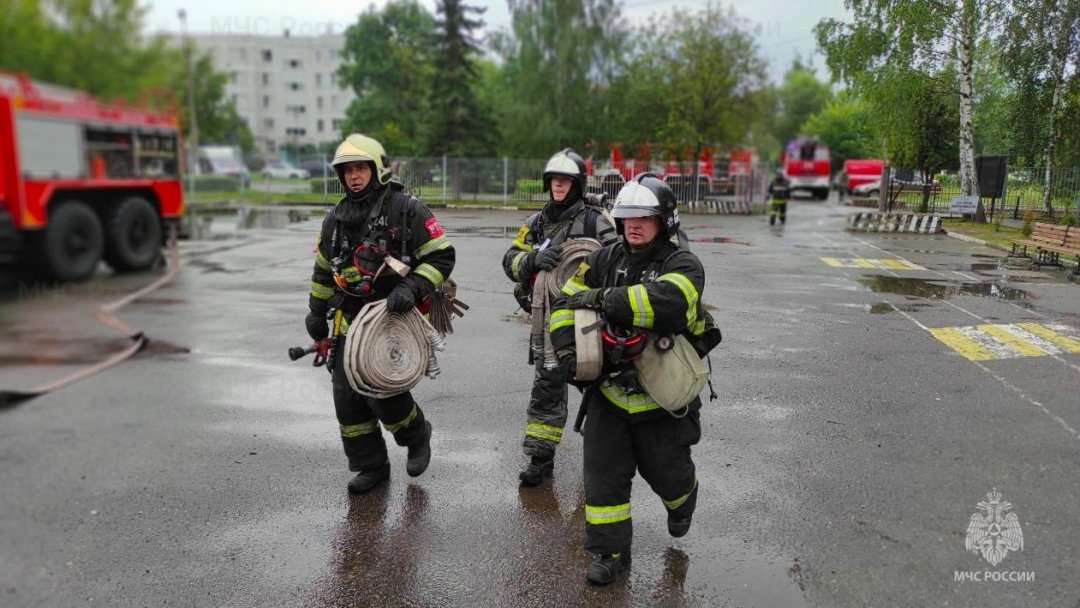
(0, 233), (180, 409)
(342, 300), (445, 399)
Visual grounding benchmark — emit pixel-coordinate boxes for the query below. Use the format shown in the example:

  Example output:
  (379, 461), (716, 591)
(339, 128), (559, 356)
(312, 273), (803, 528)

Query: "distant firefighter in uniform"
(767, 170), (791, 225)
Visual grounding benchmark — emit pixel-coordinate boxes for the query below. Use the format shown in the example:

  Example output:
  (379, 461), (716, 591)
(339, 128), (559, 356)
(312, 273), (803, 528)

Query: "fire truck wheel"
(104, 196), (162, 272)
(40, 200), (104, 282)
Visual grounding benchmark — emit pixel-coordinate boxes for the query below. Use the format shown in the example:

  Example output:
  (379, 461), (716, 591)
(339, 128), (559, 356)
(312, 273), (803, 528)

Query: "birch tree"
(816, 0), (1000, 198)
(1002, 0), (1080, 214)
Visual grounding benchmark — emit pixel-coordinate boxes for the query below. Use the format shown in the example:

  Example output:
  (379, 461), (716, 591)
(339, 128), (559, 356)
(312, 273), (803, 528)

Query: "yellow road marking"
(882, 259), (911, 269)
(928, 327), (998, 361)
(978, 324), (1049, 357)
(821, 257), (843, 268)
(852, 258), (876, 268)
(1017, 323), (1080, 353)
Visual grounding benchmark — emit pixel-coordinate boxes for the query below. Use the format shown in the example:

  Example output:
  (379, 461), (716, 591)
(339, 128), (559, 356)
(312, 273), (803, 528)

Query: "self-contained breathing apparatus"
(321, 188), (419, 371)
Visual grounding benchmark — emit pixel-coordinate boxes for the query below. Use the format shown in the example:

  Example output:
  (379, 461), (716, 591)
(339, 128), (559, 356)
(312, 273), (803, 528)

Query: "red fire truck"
(0, 72), (184, 281)
(781, 137), (831, 200)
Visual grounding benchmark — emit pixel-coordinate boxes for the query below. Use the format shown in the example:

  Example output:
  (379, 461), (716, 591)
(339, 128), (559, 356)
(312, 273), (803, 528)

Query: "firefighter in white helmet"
(502, 148), (618, 486)
(305, 134), (456, 494)
(549, 173), (720, 585)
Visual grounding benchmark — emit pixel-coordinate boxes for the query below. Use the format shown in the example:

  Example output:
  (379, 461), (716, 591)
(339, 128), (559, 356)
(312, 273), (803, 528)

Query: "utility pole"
(179, 9), (199, 194)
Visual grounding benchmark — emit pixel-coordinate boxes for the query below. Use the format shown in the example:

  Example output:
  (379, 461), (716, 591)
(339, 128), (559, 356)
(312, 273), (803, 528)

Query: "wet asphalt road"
(1, 198), (1078, 607)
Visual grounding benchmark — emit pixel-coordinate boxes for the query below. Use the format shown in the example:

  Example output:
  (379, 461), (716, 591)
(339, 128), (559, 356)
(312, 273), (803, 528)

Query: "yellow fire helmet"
(332, 134), (391, 186)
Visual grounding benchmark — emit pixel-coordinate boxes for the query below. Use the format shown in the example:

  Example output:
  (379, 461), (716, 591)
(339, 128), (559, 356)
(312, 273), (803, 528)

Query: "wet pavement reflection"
(856, 274), (1032, 301)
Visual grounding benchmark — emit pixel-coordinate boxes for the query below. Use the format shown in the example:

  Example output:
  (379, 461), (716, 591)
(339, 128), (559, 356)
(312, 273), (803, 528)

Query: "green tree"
(1001, 0), (1080, 213)
(493, 0), (629, 157)
(817, 0), (999, 198)
(773, 58), (833, 147)
(171, 52), (253, 155)
(648, 3), (768, 169)
(801, 92), (879, 173)
(339, 0), (436, 156)
(424, 0), (493, 157)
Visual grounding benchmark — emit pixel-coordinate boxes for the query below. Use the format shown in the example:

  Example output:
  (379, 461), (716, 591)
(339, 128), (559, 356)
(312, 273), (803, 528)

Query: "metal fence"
(317, 156), (771, 211)
(880, 166), (1080, 221)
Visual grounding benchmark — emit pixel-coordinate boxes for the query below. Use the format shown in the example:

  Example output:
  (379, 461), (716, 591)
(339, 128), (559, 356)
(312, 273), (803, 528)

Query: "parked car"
(199, 145), (250, 189)
(261, 160), (309, 179)
(300, 159), (333, 177)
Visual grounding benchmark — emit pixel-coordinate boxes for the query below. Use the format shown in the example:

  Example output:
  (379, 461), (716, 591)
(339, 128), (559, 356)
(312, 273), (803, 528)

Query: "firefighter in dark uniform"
(306, 134), (456, 494)
(502, 148), (618, 486)
(767, 170), (791, 225)
(549, 173), (715, 585)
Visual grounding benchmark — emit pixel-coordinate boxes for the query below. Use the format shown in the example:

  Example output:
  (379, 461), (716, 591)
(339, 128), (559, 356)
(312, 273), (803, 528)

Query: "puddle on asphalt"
(184, 207), (313, 240)
(870, 302), (934, 314)
(857, 275), (1031, 301)
(689, 236), (751, 245)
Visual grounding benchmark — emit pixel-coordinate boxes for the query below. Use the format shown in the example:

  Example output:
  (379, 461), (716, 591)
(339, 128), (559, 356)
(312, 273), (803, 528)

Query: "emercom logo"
(955, 488), (1034, 583)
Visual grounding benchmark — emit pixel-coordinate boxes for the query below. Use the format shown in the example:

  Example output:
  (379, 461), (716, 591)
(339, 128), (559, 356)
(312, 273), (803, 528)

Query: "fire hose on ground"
(0, 231), (180, 409)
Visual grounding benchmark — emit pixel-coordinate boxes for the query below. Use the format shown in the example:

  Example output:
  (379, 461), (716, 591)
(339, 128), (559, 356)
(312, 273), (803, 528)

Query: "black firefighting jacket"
(501, 196), (618, 286)
(549, 237), (708, 418)
(308, 182), (455, 331)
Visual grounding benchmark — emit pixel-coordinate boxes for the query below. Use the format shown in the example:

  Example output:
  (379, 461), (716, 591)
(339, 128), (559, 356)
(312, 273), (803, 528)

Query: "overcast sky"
(144, 0), (850, 82)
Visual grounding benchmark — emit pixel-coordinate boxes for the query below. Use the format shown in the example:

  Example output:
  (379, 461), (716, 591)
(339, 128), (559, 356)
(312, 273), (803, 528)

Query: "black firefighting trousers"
(582, 395), (701, 555)
(522, 357), (573, 459)
(331, 337), (429, 472)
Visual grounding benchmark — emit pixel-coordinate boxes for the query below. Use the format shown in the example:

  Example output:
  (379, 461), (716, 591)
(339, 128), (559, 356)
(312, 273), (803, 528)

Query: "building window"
(262, 73), (269, 86)
(315, 74), (322, 87)
(229, 71), (238, 84)
(262, 50), (272, 62)
(285, 127), (307, 137)
(290, 82), (302, 91)
(317, 119), (324, 133)
(263, 95), (270, 108)
(332, 119), (343, 131)
(289, 59), (301, 68)
(263, 118), (274, 129)
(330, 73), (337, 86)
(329, 49), (339, 61)
(317, 97), (323, 110)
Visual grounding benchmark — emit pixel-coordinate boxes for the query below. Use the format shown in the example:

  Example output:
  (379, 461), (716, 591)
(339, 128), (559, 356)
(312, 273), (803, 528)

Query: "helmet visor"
(611, 204), (660, 219)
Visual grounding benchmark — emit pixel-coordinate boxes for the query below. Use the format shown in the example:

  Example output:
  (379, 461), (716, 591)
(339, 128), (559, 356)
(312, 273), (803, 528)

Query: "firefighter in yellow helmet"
(305, 134), (456, 494)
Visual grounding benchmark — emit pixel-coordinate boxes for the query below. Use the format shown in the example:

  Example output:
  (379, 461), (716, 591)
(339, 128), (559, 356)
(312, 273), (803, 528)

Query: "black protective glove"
(306, 311), (329, 340)
(565, 287), (609, 311)
(385, 286), (416, 313)
(559, 354), (577, 380)
(518, 249), (539, 279)
(533, 245), (562, 271)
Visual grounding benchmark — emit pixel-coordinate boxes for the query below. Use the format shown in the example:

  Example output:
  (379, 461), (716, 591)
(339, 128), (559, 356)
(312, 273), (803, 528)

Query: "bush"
(1021, 209), (1035, 236)
(311, 178), (339, 194)
(185, 175), (240, 192)
(515, 178), (543, 195)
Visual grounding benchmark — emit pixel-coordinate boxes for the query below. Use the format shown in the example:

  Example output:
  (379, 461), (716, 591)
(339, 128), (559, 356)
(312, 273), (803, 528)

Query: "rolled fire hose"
(342, 300), (445, 399)
(530, 238), (602, 369)
(573, 309), (603, 381)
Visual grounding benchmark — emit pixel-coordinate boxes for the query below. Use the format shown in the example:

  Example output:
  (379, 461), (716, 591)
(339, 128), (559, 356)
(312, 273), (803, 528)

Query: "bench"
(1011, 222), (1080, 280)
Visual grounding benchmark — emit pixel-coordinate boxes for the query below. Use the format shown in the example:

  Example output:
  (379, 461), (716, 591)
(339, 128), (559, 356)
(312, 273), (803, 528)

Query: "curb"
(943, 230), (1011, 253)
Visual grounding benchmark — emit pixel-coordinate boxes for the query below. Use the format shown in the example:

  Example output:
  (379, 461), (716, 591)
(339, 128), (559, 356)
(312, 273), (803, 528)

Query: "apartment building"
(190, 32), (354, 157)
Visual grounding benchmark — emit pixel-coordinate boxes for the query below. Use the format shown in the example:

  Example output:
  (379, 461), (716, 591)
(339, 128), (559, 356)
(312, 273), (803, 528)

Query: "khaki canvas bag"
(634, 334), (709, 411)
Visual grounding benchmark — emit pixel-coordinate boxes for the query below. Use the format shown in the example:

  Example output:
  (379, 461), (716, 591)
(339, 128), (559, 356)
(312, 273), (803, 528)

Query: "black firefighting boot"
(406, 421), (432, 477)
(347, 462), (390, 494)
(586, 550), (631, 585)
(518, 455), (554, 486)
(668, 513), (692, 538)
(769, 214), (776, 226)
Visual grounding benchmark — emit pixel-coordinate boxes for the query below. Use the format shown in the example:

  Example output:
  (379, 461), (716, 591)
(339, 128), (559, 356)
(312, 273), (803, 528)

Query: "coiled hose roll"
(530, 238), (602, 368)
(343, 300), (445, 398)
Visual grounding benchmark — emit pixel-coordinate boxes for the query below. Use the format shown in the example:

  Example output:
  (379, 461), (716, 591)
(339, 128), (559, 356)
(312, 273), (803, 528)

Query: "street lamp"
(178, 9), (199, 194)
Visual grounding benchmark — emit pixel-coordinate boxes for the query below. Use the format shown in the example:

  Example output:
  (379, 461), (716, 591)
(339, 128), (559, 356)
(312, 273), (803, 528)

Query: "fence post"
(323, 154), (328, 201)
(503, 157), (509, 207)
(442, 155), (448, 206)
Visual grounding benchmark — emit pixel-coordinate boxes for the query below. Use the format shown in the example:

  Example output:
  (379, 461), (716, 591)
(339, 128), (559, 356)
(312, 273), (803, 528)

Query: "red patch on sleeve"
(424, 217), (445, 238)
